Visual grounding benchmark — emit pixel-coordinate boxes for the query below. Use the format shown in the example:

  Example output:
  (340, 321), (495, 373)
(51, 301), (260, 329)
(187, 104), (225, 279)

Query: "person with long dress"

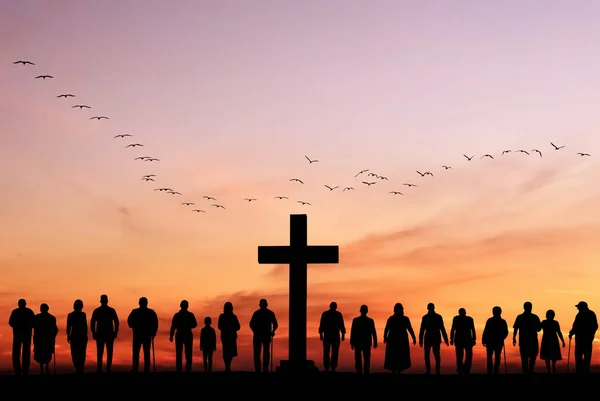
(218, 302), (241, 372)
(540, 309), (565, 374)
(33, 303), (58, 375)
(383, 303), (416, 375)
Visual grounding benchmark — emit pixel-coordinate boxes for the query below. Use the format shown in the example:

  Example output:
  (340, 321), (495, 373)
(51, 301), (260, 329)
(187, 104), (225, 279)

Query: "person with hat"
(249, 298), (278, 372)
(568, 301), (598, 374)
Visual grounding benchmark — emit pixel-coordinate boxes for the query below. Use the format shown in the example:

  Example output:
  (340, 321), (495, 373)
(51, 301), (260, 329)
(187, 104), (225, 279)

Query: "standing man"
(513, 301), (541, 374)
(249, 299), (278, 372)
(8, 299), (35, 375)
(127, 297), (159, 373)
(419, 302), (449, 375)
(90, 294), (119, 373)
(568, 301), (598, 374)
(318, 301), (346, 372)
(169, 300), (198, 373)
(350, 305), (377, 375)
(482, 306), (509, 374)
(450, 307), (476, 375)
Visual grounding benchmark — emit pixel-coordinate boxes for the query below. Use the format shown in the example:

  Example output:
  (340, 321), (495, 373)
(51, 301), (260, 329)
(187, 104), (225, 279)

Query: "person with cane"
(127, 297), (159, 373)
(568, 301), (598, 374)
(249, 299), (278, 373)
(482, 306), (509, 375)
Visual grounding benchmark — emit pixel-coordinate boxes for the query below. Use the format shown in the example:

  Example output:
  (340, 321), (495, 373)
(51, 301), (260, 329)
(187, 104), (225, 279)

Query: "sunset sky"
(2, 0), (600, 374)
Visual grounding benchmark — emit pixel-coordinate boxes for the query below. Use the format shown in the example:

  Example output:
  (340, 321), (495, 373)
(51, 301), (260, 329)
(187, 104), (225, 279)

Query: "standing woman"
(66, 299), (88, 374)
(33, 303), (58, 375)
(383, 303), (416, 375)
(540, 309), (565, 374)
(218, 302), (241, 372)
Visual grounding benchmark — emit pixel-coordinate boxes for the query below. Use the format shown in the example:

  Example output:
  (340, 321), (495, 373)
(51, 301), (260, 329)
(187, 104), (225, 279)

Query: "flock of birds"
(12, 59), (594, 214)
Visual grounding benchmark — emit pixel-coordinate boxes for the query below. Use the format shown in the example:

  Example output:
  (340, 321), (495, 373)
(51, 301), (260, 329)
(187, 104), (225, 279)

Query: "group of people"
(320, 301), (598, 375)
(7, 296), (599, 375)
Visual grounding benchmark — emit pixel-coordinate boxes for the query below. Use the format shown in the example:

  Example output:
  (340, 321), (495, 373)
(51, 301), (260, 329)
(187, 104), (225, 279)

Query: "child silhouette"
(200, 316), (217, 372)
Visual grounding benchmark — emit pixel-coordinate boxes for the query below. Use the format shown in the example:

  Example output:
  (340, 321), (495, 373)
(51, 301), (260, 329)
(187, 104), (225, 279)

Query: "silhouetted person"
(318, 301), (346, 372)
(8, 299), (35, 375)
(568, 301), (598, 374)
(450, 308), (476, 375)
(482, 306), (509, 374)
(33, 303), (58, 375)
(350, 305), (377, 374)
(169, 300), (197, 373)
(127, 297), (159, 373)
(66, 299), (88, 374)
(249, 299), (278, 372)
(218, 301), (241, 372)
(383, 303), (416, 375)
(91, 294), (119, 373)
(540, 309), (565, 374)
(200, 316), (217, 373)
(513, 301), (541, 374)
(418, 303), (449, 375)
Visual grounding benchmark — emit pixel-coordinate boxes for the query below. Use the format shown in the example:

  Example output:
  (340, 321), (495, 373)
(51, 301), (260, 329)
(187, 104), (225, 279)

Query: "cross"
(258, 214), (339, 372)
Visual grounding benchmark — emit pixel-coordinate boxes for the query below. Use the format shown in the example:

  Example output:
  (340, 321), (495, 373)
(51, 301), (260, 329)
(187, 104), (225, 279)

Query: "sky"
(1, 0), (600, 374)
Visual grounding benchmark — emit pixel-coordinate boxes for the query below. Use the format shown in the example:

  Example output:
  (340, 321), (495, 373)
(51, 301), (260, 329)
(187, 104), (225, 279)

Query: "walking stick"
(152, 337), (156, 373)
(270, 335), (274, 373)
(503, 343), (508, 374)
(567, 337), (571, 373)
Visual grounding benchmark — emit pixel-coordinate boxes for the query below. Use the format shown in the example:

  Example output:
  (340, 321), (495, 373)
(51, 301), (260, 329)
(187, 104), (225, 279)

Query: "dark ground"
(1, 372), (598, 397)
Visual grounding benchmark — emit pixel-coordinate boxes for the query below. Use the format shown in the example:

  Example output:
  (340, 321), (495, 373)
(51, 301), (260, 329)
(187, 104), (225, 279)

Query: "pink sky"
(1, 0), (600, 373)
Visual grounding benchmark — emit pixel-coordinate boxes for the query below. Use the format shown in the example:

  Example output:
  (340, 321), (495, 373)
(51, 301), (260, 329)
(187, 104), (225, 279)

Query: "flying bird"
(403, 183), (417, 187)
(90, 116), (109, 120)
(354, 169), (369, 177)
(390, 191), (403, 195)
(531, 149), (542, 157)
(167, 191), (182, 195)
(417, 171), (433, 177)
(551, 142), (565, 150)
(114, 134), (132, 138)
(142, 174), (156, 178)
(182, 202), (195, 206)
(516, 150), (529, 155)
(463, 154), (474, 161)
(343, 187), (354, 191)
(368, 173), (378, 177)
(35, 75), (53, 79)
(274, 196), (288, 199)
(154, 188), (172, 192)
(141, 177), (154, 182)
(145, 158), (159, 162)
(57, 94), (75, 98)
(324, 185), (339, 191)
(442, 165), (451, 169)
(502, 150), (511, 155)
(13, 60), (35, 65)
(244, 198), (257, 202)
(203, 196), (216, 201)
(297, 201), (311, 206)
(481, 154), (494, 159)
(125, 143), (143, 148)
(192, 209), (206, 213)
(72, 105), (90, 109)
(290, 178), (304, 184)
(135, 156), (150, 160)
(362, 181), (376, 186)
(305, 155), (319, 163)
(577, 153), (591, 157)
(212, 204), (225, 209)
(378, 175), (388, 180)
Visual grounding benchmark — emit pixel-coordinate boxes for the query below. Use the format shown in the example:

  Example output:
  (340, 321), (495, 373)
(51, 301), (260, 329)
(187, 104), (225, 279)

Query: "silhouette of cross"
(258, 214), (339, 371)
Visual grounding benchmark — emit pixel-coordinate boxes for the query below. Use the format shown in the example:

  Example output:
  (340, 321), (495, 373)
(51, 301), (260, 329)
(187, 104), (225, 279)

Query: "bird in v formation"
(14, 60), (592, 216)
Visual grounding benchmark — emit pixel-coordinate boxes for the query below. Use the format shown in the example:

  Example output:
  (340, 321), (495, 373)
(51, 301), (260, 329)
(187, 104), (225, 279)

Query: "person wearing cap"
(568, 301), (598, 374)
(249, 298), (278, 372)
(418, 302), (449, 375)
